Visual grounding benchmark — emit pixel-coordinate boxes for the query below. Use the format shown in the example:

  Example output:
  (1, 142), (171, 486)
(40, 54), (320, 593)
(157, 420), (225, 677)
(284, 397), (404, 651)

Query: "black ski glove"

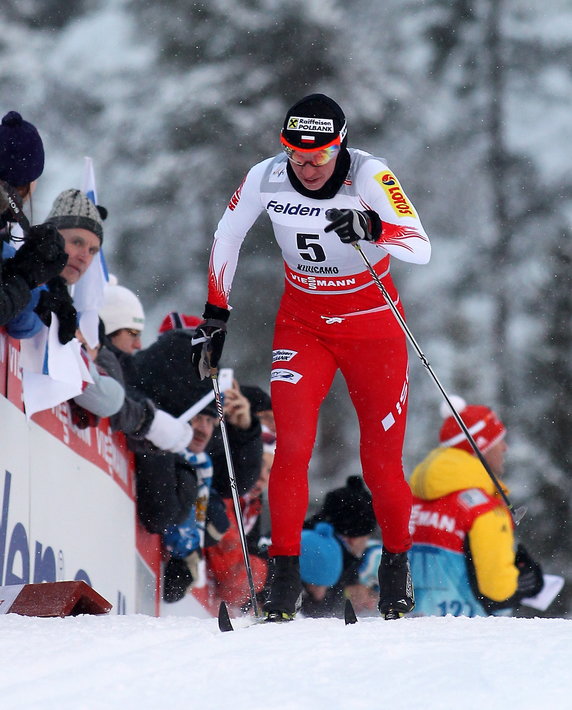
(515, 544), (544, 599)
(34, 276), (78, 344)
(191, 302), (229, 379)
(163, 553), (200, 603)
(324, 208), (382, 244)
(475, 544), (544, 614)
(3, 223), (68, 289)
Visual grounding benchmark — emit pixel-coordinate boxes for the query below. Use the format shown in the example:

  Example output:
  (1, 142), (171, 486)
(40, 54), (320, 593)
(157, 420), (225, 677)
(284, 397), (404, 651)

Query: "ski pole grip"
(325, 208), (344, 222)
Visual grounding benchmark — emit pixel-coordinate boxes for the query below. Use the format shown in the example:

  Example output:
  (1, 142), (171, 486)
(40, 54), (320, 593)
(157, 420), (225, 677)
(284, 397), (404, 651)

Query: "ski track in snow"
(0, 614), (570, 710)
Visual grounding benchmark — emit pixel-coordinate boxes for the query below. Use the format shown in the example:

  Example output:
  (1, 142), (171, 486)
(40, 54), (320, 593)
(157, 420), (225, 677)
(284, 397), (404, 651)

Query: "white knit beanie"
(99, 284), (145, 335)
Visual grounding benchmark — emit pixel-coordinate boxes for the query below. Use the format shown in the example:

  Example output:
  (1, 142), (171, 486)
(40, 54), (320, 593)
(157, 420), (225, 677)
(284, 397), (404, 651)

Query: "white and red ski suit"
(206, 149), (431, 556)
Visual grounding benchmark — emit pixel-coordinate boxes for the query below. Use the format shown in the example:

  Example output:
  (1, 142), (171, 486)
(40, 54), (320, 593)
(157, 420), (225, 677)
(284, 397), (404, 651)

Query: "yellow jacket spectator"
(408, 396), (543, 616)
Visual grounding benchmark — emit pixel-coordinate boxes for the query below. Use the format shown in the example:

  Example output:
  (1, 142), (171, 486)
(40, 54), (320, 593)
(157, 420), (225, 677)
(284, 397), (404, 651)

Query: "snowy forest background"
(1, 0), (571, 614)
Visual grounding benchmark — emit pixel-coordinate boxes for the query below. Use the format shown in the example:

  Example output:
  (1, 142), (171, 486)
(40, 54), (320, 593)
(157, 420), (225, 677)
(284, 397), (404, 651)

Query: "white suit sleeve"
(207, 159), (271, 309)
(357, 159), (431, 265)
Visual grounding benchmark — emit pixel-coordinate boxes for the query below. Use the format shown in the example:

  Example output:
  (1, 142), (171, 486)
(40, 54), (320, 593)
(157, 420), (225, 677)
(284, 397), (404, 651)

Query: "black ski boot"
(263, 555), (302, 622)
(377, 548), (415, 620)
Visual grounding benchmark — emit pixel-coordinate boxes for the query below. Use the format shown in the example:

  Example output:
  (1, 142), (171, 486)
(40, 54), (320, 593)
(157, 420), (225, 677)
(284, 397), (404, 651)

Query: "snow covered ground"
(0, 612), (570, 710)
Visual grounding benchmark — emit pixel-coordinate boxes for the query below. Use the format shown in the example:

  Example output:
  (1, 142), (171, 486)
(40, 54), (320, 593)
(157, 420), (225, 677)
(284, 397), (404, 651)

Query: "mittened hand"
(34, 276), (78, 344)
(515, 544), (544, 598)
(146, 409), (193, 453)
(7, 223), (68, 288)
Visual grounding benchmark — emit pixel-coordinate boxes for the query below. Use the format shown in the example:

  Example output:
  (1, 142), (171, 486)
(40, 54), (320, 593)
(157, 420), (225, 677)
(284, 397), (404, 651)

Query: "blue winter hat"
(0, 111), (45, 186)
(300, 522), (343, 587)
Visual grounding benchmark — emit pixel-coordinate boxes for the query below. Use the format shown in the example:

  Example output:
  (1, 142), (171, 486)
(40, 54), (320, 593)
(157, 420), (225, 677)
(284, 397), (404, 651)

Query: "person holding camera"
(191, 94), (431, 621)
(408, 396), (544, 617)
(0, 111), (68, 335)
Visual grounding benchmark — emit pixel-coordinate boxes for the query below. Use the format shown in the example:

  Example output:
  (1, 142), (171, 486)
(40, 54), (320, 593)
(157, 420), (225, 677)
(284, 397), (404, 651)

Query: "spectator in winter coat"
(123, 320), (215, 525)
(239, 387), (275, 554)
(159, 390), (226, 603)
(44, 189), (104, 289)
(0, 111), (68, 336)
(209, 377), (263, 500)
(408, 396), (544, 617)
(133, 372), (220, 539)
(36, 189), (124, 425)
(33, 187), (109, 345)
(132, 318), (266, 604)
(192, 93), (430, 621)
(97, 284), (192, 455)
(204, 491), (268, 611)
(301, 475), (378, 617)
(101, 281), (144, 355)
(241, 384), (275, 438)
(141, 316), (264, 499)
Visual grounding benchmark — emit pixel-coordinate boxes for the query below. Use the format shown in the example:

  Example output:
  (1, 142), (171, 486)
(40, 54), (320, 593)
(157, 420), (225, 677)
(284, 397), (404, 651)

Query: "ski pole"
(348, 236), (526, 524)
(209, 365), (261, 615)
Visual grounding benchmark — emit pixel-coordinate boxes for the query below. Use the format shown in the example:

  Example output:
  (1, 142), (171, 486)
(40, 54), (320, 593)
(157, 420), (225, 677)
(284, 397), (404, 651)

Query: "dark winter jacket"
(209, 419), (262, 498)
(0, 231), (41, 331)
(132, 329), (263, 497)
(135, 449), (198, 533)
(96, 342), (155, 441)
(132, 330), (215, 418)
(96, 337), (200, 533)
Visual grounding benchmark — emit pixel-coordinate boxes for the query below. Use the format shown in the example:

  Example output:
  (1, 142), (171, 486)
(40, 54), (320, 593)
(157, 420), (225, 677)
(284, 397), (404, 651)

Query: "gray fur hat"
(46, 188), (104, 241)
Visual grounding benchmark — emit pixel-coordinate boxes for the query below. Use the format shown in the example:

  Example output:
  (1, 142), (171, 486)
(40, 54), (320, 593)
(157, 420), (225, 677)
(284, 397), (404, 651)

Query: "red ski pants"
(268, 308), (412, 557)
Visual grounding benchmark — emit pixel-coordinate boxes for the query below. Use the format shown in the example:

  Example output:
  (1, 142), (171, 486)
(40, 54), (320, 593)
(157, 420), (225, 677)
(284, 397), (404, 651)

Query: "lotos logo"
(375, 171), (416, 218)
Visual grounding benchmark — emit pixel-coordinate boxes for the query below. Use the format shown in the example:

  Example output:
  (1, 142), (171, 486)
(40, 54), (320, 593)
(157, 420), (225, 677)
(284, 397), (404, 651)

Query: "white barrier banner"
(0, 584), (24, 614)
(0, 396), (137, 612)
